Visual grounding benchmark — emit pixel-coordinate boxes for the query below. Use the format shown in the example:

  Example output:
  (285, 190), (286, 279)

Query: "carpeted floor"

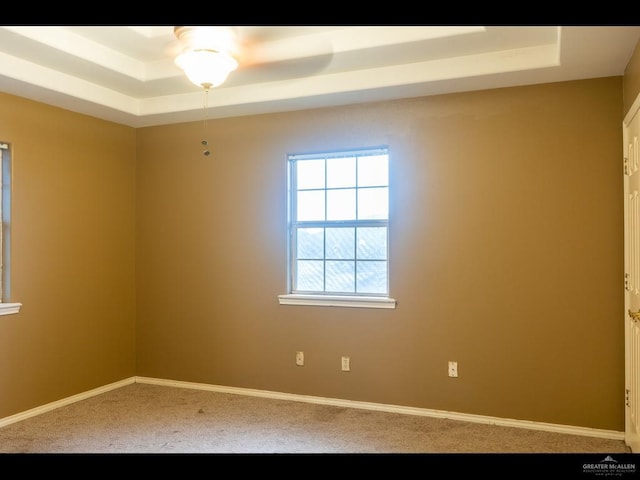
(0, 382), (631, 455)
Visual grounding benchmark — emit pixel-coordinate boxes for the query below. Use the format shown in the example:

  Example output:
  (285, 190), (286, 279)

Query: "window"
(278, 147), (396, 309)
(0, 142), (20, 315)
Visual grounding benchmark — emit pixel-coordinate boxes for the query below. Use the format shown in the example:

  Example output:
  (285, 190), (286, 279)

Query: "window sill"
(0, 302), (21, 315)
(278, 294), (396, 309)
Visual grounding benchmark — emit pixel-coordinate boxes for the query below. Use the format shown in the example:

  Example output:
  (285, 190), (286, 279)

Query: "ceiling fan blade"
(235, 27), (334, 68)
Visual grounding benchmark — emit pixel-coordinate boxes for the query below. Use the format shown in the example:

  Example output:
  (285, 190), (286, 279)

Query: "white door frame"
(624, 91), (640, 452)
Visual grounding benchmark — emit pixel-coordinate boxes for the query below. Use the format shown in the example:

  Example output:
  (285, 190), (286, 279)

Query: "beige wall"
(0, 93), (137, 416)
(136, 77), (624, 430)
(624, 40), (640, 114)
(0, 66), (631, 432)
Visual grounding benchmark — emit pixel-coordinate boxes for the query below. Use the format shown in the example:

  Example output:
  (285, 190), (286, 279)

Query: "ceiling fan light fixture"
(175, 48), (238, 90)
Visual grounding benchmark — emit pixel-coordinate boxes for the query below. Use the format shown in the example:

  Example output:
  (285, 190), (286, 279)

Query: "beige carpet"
(0, 382), (631, 454)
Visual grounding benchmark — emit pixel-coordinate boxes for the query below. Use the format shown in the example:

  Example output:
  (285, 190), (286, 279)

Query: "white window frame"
(278, 146), (396, 309)
(0, 143), (21, 315)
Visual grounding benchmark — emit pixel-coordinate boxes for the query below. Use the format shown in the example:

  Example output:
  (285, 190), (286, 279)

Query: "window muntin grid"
(288, 147), (389, 296)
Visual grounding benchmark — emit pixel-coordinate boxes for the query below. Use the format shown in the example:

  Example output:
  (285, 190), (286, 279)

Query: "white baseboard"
(135, 376), (625, 441)
(0, 377), (135, 428)
(0, 375), (625, 442)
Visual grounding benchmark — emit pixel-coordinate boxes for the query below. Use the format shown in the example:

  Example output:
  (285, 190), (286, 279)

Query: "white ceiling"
(0, 25), (639, 128)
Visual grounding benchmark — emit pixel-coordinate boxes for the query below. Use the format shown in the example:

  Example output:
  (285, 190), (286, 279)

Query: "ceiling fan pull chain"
(202, 87), (210, 156)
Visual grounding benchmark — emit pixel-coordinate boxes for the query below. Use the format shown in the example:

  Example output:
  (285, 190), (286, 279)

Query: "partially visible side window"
(278, 146), (396, 309)
(0, 142), (20, 315)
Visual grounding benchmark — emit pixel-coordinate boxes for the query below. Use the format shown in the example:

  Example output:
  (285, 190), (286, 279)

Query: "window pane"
(358, 154), (388, 187)
(358, 187), (388, 219)
(357, 261), (387, 294)
(296, 260), (324, 291)
(297, 228), (324, 259)
(326, 260), (355, 292)
(326, 227), (354, 259)
(297, 190), (325, 221)
(327, 188), (356, 220)
(327, 156), (356, 188)
(357, 227), (387, 260)
(297, 159), (325, 189)
(288, 147), (389, 297)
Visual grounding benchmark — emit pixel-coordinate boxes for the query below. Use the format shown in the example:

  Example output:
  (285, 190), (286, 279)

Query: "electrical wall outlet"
(296, 351), (304, 366)
(448, 361), (458, 377)
(341, 356), (350, 372)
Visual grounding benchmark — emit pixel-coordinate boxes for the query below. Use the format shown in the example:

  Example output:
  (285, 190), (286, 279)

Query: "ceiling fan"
(170, 26), (336, 91)
(170, 26), (335, 156)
